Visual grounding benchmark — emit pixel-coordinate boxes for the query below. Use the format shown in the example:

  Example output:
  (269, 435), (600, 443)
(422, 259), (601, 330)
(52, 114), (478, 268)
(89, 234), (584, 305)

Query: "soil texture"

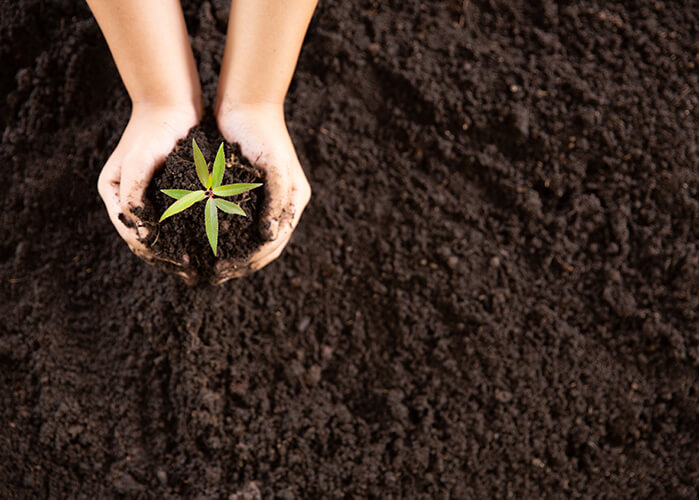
(138, 118), (265, 279)
(1, 0), (697, 498)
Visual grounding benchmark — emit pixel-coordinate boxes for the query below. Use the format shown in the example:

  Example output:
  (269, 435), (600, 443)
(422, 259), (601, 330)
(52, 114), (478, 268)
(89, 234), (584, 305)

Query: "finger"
(210, 229), (286, 284)
(99, 161), (156, 258)
(250, 233), (293, 272)
(119, 151), (160, 222)
(246, 226), (291, 270)
(247, 179), (310, 269)
(98, 162), (136, 243)
(210, 262), (253, 285)
(258, 163), (292, 242)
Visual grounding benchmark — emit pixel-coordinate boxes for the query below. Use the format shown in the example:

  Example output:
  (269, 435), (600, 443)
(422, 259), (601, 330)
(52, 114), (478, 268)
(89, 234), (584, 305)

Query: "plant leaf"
(159, 190), (206, 222)
(205, 197), (219, 256)
(214, 198), (246, 216)
(161, 189), (192, 200)
(192, 139), (209, 188)
(206, 172), (213, 189)
(212, 143), (226, 188)
(213, 183), (263, 197)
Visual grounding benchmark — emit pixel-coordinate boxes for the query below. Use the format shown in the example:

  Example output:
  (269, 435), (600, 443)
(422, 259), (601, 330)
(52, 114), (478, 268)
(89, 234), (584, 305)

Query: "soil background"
(1, 1), (697, 498)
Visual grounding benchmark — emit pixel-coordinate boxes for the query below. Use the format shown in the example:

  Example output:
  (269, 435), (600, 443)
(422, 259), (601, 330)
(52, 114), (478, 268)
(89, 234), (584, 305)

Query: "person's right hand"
(97, 103), (201, 282)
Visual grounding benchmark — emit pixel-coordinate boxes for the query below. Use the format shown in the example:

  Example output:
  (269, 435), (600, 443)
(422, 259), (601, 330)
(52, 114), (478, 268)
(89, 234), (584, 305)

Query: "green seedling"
(159, 138), (262, 256)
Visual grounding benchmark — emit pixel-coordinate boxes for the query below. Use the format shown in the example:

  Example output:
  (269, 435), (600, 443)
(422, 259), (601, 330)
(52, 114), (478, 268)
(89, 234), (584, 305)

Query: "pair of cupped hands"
(98, 102), (311, 285)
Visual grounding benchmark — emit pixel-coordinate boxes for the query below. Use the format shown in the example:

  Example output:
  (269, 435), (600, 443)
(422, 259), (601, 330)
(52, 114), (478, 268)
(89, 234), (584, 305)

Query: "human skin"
(86, 0), (203, 280)
(87, 0), (317, 284)
(213, 0), (317, 282)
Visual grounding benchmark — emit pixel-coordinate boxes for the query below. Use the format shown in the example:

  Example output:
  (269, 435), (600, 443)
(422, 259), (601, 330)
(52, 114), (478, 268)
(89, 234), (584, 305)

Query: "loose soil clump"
(136, 117), (265, 281)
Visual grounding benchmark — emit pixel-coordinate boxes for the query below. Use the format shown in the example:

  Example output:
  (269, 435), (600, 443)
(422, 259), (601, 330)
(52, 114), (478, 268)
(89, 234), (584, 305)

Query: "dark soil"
(137, 118), (265, 279)
(1, 1), (697, 499)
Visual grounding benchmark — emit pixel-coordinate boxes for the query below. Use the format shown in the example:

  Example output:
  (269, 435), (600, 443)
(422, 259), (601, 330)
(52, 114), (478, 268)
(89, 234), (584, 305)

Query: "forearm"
(215, 0), (318, 112)
(86, 0), (202, 112)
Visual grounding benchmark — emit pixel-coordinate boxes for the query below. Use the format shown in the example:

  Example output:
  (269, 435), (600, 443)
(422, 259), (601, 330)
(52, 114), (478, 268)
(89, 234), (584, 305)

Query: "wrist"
(131, 97), (203, 125)
(214, 99), (284, 122)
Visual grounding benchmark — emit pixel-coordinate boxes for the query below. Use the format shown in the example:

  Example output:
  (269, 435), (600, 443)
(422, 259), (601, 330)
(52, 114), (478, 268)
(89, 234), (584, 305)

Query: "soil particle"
(494, 389), (513, 403)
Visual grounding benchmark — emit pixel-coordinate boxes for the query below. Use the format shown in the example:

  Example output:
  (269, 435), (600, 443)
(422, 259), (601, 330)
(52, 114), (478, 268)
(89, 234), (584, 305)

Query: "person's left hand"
(212, 103), (311, 285)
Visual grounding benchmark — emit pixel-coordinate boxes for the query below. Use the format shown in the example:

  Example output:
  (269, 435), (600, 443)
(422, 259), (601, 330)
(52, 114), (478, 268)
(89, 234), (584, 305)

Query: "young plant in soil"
(159, 139), (262, 256)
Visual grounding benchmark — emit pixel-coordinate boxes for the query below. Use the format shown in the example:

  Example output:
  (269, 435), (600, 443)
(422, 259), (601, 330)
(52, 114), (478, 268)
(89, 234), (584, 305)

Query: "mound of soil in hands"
(137, 118), (265, 280)
(1, 0), (697, 498)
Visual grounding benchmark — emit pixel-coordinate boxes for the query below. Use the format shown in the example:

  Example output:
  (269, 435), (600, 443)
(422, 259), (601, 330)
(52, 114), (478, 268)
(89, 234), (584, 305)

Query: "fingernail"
(262, 219), (279, 241)
(118, 212), (136, 228)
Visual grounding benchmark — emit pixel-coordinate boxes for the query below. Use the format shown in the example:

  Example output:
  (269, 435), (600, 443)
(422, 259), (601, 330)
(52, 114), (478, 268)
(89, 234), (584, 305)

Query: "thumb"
(259, 166), (292, 242)
(119, 154), (157, 231)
